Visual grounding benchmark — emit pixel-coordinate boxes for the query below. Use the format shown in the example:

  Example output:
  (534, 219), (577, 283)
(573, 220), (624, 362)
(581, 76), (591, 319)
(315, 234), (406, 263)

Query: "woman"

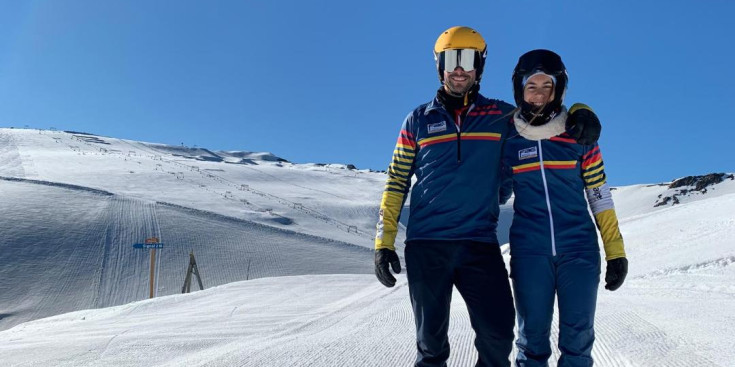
(500, 49), (629, 367)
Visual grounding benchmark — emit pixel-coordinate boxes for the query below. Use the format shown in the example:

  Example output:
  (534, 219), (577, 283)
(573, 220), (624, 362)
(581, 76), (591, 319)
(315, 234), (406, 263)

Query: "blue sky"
(0, 1), (732, 185)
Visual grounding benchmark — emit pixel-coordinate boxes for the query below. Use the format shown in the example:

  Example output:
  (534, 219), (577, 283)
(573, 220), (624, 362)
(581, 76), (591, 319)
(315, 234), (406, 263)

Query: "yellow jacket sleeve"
(375, 125), (416, 251)
(582, 143), (626, 260)
(594, 209), (626, 260)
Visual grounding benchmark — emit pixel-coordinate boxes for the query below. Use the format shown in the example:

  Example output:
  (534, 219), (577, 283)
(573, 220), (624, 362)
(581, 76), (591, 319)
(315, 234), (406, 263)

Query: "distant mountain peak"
(654, 172), (735, 207)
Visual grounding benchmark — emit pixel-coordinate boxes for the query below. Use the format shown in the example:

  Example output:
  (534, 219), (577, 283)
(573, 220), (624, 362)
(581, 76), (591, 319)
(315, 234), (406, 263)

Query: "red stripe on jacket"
(544, 162), (577, 169)
(514, 165), (541, 174)
(398, 137), (416, 149)
(583, 146), (600, 160)
(419, 136), (456, 147)
(463, 135), (501, 141)
(550, 136), (576, 144)
(468, 110), (503, 116)
(583, 153), (602, 169)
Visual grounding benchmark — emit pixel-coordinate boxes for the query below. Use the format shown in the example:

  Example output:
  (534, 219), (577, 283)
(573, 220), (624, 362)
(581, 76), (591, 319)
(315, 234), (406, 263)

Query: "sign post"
(133, 237), (164, 299)
(149, 247), (156, 299)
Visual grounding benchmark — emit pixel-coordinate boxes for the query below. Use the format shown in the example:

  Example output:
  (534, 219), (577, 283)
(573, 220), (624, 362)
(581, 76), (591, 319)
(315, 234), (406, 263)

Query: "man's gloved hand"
(567, 103), (602, 145)
(605, 257), (628, 291)
(375, 248), (402, 287)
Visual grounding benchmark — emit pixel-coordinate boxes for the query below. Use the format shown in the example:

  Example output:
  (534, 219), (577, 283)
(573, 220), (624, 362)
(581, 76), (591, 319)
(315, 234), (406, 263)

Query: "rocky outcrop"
(654, 173), (734, 207)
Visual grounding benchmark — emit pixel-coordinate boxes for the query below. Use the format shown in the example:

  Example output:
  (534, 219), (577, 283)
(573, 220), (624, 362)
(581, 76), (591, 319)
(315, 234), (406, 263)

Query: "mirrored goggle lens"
(440, 49), (478, 72)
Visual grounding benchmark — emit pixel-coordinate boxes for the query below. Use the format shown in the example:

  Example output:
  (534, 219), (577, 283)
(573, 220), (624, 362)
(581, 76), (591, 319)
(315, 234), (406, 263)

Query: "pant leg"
(405, 241), (457, 367)
(454, 241), (515, 367)
(555, 252), (601, 367)
(510, 255), (557, 367)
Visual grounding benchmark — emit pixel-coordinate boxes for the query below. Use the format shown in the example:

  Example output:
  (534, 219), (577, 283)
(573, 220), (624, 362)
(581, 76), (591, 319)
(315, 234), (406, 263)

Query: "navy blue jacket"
(375, 94), (515, 250)
(500, 118), (624, 258)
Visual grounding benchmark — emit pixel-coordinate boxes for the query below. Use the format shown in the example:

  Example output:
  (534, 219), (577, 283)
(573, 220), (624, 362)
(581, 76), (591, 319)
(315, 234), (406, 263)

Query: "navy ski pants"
(405, 240), (515, 367)
(510, 252), (601, 367)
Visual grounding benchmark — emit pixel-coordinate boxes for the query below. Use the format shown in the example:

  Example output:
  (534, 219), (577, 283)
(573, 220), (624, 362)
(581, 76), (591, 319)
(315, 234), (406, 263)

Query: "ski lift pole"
(182, 251), (204, 293)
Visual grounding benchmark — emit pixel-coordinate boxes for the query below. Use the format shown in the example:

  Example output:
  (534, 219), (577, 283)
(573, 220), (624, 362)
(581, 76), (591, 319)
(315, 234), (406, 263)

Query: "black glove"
(375, 248), (402, 287)
(567, 103), (601, 145)
(605, 257), (628, 291)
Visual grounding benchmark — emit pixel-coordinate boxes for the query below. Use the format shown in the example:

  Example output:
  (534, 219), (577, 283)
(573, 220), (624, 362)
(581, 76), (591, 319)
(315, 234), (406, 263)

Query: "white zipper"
(453, 103), (476, 131)
(537, 141), (557, 256)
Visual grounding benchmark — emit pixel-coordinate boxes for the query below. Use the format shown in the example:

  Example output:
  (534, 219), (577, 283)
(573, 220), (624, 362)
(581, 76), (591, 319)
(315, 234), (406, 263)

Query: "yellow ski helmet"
(434, 26), (487, 82)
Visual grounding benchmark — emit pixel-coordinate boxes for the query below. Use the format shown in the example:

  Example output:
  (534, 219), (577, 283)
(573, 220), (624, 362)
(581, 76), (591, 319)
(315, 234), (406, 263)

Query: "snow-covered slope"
(0, 128), (389, 244)
(1, 127), (734, 366)
(0, 128), (392, 331)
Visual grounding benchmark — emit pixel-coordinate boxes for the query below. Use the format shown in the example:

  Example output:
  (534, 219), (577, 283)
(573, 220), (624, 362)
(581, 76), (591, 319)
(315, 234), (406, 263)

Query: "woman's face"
(523, 73), (555, 109)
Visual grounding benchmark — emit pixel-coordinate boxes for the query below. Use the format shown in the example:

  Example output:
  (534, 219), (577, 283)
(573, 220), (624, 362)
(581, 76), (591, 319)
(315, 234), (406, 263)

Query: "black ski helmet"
(512, 49), (568, 124)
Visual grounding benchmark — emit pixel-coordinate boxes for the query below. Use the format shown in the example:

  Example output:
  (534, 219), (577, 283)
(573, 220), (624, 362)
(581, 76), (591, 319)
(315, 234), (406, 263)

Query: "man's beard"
(445, 79), (474, 96)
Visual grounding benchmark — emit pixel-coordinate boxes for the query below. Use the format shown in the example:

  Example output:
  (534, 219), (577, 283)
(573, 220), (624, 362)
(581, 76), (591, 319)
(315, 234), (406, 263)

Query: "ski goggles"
(522, 71), (557, 87)
(436, 48), (485, 72)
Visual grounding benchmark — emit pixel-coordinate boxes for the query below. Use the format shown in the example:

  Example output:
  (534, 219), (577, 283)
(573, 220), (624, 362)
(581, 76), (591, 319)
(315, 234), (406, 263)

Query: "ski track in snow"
(94, 197), (159, 307)
(128, 137), (376, 241)
(0, 131), (27, 178)
(1, 276), (722, 367)
(633, 255), (735, 281)
(11, 130), (377, 244)
(201, 282), (414, 367)
(592, 300), (716, 366)
(0, 178), (373, 333)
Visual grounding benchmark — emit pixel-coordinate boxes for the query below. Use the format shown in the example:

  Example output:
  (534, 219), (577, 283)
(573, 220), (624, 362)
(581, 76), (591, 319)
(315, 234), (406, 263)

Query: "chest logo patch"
(427, 121), (447, 134)
(518, 146), (538, 160)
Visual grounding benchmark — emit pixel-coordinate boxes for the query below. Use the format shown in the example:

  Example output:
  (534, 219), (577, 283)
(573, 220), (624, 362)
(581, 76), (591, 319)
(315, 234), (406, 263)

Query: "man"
(374, 27), (602, 367)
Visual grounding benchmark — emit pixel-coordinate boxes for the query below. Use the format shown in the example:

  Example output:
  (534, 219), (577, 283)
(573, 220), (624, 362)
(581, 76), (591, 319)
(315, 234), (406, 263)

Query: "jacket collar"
(424, 93), (490, 116)
(511, 105), (568, 141)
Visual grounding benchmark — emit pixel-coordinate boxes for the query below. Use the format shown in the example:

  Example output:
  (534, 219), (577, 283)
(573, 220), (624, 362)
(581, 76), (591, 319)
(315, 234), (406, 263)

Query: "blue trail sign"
(133, 243), (164, 249)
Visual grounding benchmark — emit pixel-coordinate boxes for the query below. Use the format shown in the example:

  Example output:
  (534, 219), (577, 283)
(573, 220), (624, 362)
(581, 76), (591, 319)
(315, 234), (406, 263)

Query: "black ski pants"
(405, 240), (515, 367)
